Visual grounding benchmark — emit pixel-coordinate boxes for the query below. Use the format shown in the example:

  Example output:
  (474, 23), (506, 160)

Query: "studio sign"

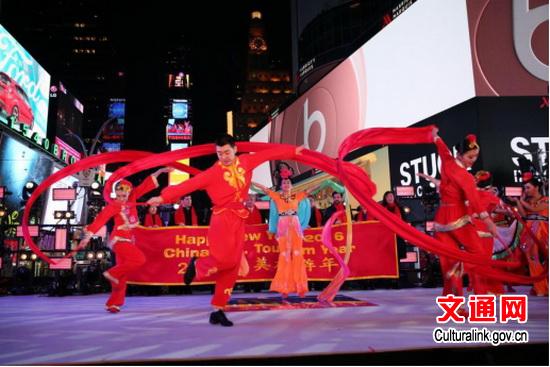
(1, 115), (78, 165)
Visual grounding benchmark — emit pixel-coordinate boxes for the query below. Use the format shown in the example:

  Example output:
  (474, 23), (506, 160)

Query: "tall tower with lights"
(234, 11), (293, 141)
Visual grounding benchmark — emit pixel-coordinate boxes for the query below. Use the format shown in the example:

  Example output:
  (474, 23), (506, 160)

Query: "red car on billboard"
(0, 72), (34, 127)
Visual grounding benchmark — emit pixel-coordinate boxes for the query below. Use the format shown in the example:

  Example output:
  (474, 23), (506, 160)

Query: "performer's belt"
(476, 230), (493, 238)
(212, 202), (248, 218)
(279, 211), (297, 216)
(434, 215), (471, 232)
(109, 236), (133, 247)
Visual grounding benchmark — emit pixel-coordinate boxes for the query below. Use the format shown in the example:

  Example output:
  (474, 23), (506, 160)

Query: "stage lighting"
(20, 253), (28, 260)
(403, 206), (411, 214)
(0, 207), (6, 218)
(96, 251), (104, 260)
(30, 253), (37, 261)
(25, 181), (36, 190)
(86, 252), (95, 260)
(90, 181), (101, 190)
(173, 203), (180, 210)
(54, 210), (75, 220)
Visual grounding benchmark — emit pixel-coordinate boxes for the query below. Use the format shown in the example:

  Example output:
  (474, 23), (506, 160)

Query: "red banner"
(127, 221), (398, 285)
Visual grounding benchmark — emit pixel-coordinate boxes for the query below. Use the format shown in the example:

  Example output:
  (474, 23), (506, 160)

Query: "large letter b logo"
(303, 99), (326, 152)
(513, 0), (548, 81)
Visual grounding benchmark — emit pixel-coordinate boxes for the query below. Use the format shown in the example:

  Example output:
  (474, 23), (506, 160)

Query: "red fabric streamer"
(317, 210), (351, 303)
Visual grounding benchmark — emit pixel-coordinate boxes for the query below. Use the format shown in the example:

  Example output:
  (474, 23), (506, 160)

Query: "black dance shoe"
(209, 310), (234, 327)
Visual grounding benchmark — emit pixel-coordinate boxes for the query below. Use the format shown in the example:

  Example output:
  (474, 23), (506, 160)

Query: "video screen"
(101, 142), (122, 152)
(102, 99), (125, 147)
(108, 101), (125, 119)
(0, 24), (51, 140)
(50, 81), (84, 153)
(167, 72), (190, 89)
(0, 133), (53, 212)
(166, 119), (193, 142)
(172, 100), (188, 119)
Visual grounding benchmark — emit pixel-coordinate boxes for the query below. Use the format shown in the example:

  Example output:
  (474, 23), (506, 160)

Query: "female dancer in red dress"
(432, 131), (499, 301)
(79, 168), (170, 312)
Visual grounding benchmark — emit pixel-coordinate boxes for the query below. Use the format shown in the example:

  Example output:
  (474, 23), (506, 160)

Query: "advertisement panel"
(258, 0), (547, 178)
(48, 80), (84, 155)
(0, 24), (51, 140)
(166, 119), (193, 142)
(166, 99), (192, 142)
(167, 72), (191, 89)
(388, 97), (549, 196)
(0, 132), (53, 214)
(172, 99), (188, 119)
(466, 0), (548, 96)
(268, 0), (476, 177)
(101, 98), (125, 144)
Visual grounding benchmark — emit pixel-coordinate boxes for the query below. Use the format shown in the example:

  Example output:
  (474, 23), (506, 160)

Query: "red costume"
(245, 206), (263, 225)
(85, 176), (158, 309)
(174, 206), (198, 225)
(144, 212), (163, 227)
(160, 146), (296, 308)
(433, 138), (489, 296)
(470, 189), (505, 294)
(355, 210), (368, 222)
(384, 204), (402, 218)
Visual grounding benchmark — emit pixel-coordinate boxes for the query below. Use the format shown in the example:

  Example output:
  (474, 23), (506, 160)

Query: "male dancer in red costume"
(79, 168), (170, 312)
(148, 134), (300, 326)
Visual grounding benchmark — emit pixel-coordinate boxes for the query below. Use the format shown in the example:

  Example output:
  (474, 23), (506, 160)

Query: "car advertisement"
(0, 24), (51, 140)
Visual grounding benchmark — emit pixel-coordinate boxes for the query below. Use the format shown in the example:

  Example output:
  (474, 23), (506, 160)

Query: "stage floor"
(0, 287), (547, 365)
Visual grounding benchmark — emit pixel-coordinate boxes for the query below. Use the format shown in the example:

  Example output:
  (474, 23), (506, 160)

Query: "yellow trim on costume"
(476, 230), (493, 238)
(220, 157), (246, 201)
(434, 215), (471, 232)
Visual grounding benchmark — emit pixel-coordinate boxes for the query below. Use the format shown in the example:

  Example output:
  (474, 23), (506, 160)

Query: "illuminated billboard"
(167, 72), (191, 89)
(0, 24), (51, 140)
(166, 119), (193, 142)
(0, 132), (53, 213)
(172, 99), (188, 119)
(49, 81), (84, 155)
(255, 0), (548, 177)
(102, 98), (125, 146)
